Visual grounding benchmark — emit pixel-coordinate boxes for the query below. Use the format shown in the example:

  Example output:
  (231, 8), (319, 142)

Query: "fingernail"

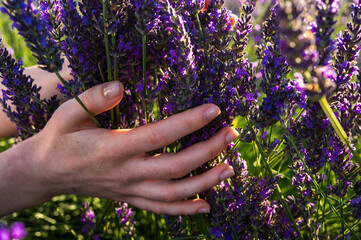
(203, 105), (221, 121)
(220, 167), (235, 181)
(225, 128), (239, 144)
(103, 81), (120, 100)
(197, 208), (210, 214)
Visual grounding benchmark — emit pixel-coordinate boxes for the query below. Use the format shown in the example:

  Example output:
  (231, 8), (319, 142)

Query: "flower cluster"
(204, 152), (287, 239)
(115, 202), (135, 236)
(0, 222), (27, 240)
(1, 0), (63, 72)
(0, 38), (59, 140)
(80, 202), (98, 239)
(252, 5), (303, 128)
(163, 215), (187, 239)
(349, 180), (361, 219)
(284, 0), (361, 228)
(312, 0), (339, 66)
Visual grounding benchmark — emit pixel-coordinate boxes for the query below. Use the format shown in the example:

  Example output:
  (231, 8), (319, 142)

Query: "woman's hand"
(0, 81), (238, 216)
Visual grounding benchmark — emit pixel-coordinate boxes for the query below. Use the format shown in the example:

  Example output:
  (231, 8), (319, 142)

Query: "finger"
(128, 164), (235, 203)
(52, 81), (124, 130)
(121, 197), (211, 215)
(131, 127), (239, 180)
(108, 104), (221, 155)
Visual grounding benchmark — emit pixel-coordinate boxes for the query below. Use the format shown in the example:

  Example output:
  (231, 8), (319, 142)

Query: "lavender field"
(1, 0), (361, 239)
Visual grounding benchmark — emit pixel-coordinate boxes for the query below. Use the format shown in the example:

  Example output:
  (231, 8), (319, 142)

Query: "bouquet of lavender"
(1, 0), (361, 239)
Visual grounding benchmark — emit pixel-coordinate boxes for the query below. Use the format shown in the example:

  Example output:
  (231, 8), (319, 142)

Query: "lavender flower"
(9, 222), (27, 239)
(115, 202), (135, 236)
(0, 228), (10, 240)
(80, 202), (96, 237)
(252, 5), (302, 128)
(203, 151), (297, 239)
(163, 215), (187, 238)
(334, 1), (361, 86)
(349, 180), (361, 219)
(38, 0), (65, 42)
(0, 39), (59, 140)
(349, 196), (361, 219)
(312, 0), (339, 65)
(286, 2), (361, 232)
(59, 0), (104, 93)
(1, 0), (63, 72)
(0, 222), (27, 240)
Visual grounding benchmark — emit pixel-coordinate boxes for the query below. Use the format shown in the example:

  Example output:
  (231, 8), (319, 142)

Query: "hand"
(0, 81), (238, 216)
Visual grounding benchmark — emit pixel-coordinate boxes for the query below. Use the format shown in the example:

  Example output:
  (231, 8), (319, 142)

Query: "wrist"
(0, 136), (53, 216)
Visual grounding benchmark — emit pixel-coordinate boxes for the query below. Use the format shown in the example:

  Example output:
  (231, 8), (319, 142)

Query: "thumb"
(53, 81), (124, 130)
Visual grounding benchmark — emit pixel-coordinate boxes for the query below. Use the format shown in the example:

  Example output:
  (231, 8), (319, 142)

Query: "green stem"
(252, 141), (261, 177)
(30, 95), (48, 109)
(221, 200), (239, 239)
(142, 34), (149, 124)
(191, 213), (210, 238)
(267, 125), (273, 158)
(344, 219), (361, 236)
(112, 34), (118, 82)
(112, 33), (120, 128)
(89, 199), (113, 240)
(154, 213), (160, 240)
(269, 153), (285, 169)
(102, 1), (114, 127)
(286, 135), (360, 240)
(322, 165), (331, 236)
(194, 13), (204, 41)
(339, 182), (345, 240)
(318, 97), (348, 144)
(322, 194), (356, 214)
(154, 68), (162, 120)
(194, 13), (208, 61)
(315, 175), (323, 228)
(246, 118), (304, 239)
(318, 97), (361, 171)
(171, 236), (205, 240)
(97, 63), (106, 83)
(271, 230), (281, 240)
(55, 71), (102, 128)
(132, 67), (143, 124)
(269, 146), (286, 163)
(220, 138), (240, 164)
(102, 2), (112, 84)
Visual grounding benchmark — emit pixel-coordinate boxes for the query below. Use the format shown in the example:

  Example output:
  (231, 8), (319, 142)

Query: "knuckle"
(147, 128), (168, 148)
(96, 141), (119, 161)
(116, 171), (132, 183)
(161, 190), (178, 203)
(152, 206), (165, 215)
(208, 147), (219, 159)
(116, 167), (135, 183)
(50, 101), (72, 129)
(169, 162), (187, 179)
(109, 167), (132, 183)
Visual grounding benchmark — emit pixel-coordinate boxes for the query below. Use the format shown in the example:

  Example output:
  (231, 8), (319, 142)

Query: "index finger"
(110, 104), (221, 155)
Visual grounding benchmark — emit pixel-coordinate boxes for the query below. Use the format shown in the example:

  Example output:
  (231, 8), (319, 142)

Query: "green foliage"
(0, 12), (37, 67)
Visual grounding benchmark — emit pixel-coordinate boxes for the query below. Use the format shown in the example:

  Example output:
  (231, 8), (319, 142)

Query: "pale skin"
(0, 62), (239, 217)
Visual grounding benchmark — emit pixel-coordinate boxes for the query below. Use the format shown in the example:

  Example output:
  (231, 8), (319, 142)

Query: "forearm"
(0, 60), (71, 138)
